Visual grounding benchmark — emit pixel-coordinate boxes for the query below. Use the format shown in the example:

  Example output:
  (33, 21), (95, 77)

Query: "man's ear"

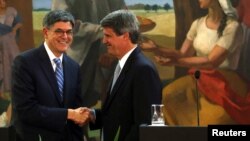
(43, 28), (49, 38)
(123, 32), (130, 40)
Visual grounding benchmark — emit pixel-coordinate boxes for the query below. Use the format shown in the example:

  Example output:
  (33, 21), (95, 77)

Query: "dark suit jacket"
(11, 45), (83, 141)
(90, 47), (162, 141)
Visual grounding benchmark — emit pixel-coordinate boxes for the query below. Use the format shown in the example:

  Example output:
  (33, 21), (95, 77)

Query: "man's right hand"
(67, 107), (90, 126)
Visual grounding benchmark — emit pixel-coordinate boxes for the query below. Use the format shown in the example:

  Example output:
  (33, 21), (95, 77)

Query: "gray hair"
(100, 9), (140, 44)
(43, 10), (75, 28)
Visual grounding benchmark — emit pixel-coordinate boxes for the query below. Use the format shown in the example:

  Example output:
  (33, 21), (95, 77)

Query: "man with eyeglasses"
(11, 10), (89, 141)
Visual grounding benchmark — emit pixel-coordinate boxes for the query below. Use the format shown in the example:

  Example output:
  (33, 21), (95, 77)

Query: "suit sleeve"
(89, 109), (102, 130)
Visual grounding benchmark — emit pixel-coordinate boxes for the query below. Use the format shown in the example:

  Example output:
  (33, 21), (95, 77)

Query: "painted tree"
(144, 4), (151, 12)
(152, 4), (159, 12)
(164, 3), (171, 11)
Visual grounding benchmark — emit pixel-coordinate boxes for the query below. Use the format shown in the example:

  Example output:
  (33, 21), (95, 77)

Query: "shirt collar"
(118, 45), (137, 70)
(44, 42), (63, 64)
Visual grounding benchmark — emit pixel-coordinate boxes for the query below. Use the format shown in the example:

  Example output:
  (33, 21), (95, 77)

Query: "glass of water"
(151, 104), (165, 126)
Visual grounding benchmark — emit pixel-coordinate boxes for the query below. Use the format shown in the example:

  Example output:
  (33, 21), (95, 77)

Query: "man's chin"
(59, 47), (69, 53)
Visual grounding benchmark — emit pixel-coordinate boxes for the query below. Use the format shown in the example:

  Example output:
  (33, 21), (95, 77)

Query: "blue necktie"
(54, 58), (64, 100)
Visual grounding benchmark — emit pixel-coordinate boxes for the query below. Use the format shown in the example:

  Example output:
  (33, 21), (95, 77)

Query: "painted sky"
(33, 0), (51, 9)
(32, 0), (173, 9)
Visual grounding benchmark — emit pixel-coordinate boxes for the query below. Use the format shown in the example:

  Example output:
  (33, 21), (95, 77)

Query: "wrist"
(67, 109), (74, 120)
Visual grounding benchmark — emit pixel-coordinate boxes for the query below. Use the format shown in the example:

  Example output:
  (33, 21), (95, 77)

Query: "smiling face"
(43, 21), (73, 57)
(102, 27), (129, 59)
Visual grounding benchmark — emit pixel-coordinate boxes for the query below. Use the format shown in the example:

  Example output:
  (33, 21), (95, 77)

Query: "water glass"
(151, 104), (165, 126)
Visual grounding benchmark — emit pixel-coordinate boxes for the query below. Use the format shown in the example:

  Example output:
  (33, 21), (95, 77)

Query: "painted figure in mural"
(0, 0), (22, 127)
(0, 0), (22, 100)
(88, 10), (162, 141)
(236, 0), (250, 82)
(52, 0), (126, 107)
(145, 0), (250, 125)
(11, 10), (90, 141)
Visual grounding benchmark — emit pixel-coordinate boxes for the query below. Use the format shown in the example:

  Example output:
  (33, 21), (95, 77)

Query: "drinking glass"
(151, 104), (165, 126)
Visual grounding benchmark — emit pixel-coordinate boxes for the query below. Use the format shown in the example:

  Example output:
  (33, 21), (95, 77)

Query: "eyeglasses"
(53, 29), (73, 36)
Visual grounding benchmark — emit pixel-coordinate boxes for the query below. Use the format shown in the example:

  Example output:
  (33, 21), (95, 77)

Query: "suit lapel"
(103, 70), (126, 110)
(38, 45), (63, 105)
(62, 55), (72, 106)
(103, 47), (141, 111)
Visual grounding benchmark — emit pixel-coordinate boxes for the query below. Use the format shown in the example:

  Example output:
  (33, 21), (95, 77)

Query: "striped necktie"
(54, 58), (64, 100)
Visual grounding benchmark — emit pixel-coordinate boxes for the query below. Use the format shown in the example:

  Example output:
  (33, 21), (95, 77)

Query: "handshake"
(67, 107), (95, 127)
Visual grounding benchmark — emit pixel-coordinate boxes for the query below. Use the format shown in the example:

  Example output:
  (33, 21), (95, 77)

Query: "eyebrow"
(54, 29), (73, 32)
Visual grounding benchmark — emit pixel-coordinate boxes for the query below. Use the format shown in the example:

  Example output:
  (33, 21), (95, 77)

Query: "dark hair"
(100, 10), (140, 44)
(217, 13), (227, 38)
(43, 10), (75, 28)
